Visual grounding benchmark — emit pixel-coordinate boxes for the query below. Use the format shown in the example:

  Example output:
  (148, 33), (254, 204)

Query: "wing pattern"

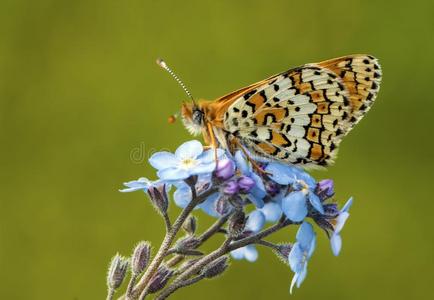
(223, 55), (382, 167)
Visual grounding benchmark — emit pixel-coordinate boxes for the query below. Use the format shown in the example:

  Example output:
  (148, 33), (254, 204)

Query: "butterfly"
(158, 55), (382, 169)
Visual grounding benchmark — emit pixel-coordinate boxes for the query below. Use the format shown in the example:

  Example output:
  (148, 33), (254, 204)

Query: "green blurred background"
(1, 0), (433, 299)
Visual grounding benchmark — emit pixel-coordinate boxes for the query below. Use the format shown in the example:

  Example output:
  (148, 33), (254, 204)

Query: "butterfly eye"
(192, 109), (204, 125)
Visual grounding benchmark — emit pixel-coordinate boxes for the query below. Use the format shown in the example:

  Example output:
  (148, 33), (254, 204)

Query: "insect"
(157, 55), (382, 168)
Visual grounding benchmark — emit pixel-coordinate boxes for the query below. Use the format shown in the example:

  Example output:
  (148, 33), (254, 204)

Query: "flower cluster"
(114, 140), (353, 298)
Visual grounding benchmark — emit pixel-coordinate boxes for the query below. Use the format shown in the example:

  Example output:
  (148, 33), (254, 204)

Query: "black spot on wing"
(243, 89), (257, 100)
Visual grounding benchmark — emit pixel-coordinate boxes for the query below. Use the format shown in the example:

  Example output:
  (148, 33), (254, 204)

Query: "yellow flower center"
(180, 158), (197, 170)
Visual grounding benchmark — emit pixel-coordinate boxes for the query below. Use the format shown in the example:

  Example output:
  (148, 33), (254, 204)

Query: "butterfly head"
(181, 102), (204, 136)
(157, 58), (205, 135)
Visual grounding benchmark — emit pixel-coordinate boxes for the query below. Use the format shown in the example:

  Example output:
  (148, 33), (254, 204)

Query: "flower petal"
(296, 221), (315, 250)
(230, 247), (245, 260)
(335, 211), (350, 233)
(246, 210), (266, 233)
(149, 152), (178, 170)
(341, 197), (353, 213)
(282, 191), (308, 222)
(198, 192), (220, 217)
(175, 140), (203, 159)
(330, 233), (342, 256)
(247, 192), (265, 208)
(260, 202), (282, 223)
(265, 162), (297, 185)
(157, 167), (190, 181)
(119, 178), (152, 192)
(173, 184), (191, 208)
(244, 245), (258, 262)
(307, 235), (316, 258)
(251, 173), (266, 194)
(290, 273), (298, 294)
(288, 243), (304, 273)
(296, 264), (308, 288)
(294, 171), (316, 190)
(308, 191), (324, 214)
(198, 148), (225, 164)
(193, 162), (217, 174)
(247, 174), (266, 208)
(119, 186), (144, 193)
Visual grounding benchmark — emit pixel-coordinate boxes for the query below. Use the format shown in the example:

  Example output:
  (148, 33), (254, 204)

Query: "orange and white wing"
(223, 54), (382, 167)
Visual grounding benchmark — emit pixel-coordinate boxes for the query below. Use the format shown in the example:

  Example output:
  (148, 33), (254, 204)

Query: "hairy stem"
(256, 240), (280, 250)
(166, 214), (230, 268)
(154, 274), (206, 300)
(125, 274), (138, 300)
(131, 187), (217, 299)
(163, 213), (172, 232)
(156, 219), (292, 299)
(107, 288), (115, 300)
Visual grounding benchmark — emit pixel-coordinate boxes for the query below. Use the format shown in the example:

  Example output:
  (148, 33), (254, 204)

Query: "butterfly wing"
(222, 54), (382, 167)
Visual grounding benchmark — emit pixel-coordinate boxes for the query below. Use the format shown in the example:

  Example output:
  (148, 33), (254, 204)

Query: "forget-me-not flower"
(149, 140), (224, 181)
(288, 221), (316, 293)
(173, 176), (220, 217)
(330, 197), (353, 256)
(120, 177), (155, 193)
(230, 210), (266, 262)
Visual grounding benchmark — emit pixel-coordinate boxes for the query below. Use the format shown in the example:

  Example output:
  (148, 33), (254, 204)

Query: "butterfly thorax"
(181, 99), (235, 133)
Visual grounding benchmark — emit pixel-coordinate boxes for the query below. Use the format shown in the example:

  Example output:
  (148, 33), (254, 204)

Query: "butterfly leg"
(232, 138), (269, 175)
(207, 122), (219, 162)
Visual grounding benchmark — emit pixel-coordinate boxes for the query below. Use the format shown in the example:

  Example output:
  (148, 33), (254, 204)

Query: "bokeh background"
(1, 0), (433, 299)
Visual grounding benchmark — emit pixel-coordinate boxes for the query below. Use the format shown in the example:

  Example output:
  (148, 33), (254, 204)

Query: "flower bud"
(227, 209), (246, 238)
(202, 256), (229, 279)
(148, 265), (173, 294)
(238, 176), (255, 193)
(182, 216), (197, 235)
(179, 258), (201, 275)
(215, 159), (235, 180)
(273, 243), (293, 264)
(323, 203), (339, 217)
(215, 195), (232, 215)
(131, 241), (151, 275)
(147, 184), (169, 214)
(316, 179), (334, 201)
(196, 181), (211, 194)
(175, 236), (201, 252)
(223, 180), (239, 195)
(107, 254), (129, 290)
(227, 194), (244, 209)
(265, 180), (280, 196)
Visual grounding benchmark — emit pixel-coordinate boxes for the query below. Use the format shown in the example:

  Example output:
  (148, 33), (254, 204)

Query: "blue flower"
(119, 177), (154, 193)
(231, 210), (266, 262)
(259, 202), (282, 223)
(230, 245), (259, 262)
(288, 222), (316, 294)
(265, 162), (324, 221)
(282, 189), (324, 222)
(173, 176), (220, 217)
(149, 140), (224, 181)
(330, 197), (353, 256)
(234, 151), (266, 208)
(265, 162), (316, 189)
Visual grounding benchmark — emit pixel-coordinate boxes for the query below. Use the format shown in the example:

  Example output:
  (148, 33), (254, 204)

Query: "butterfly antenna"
(156, 58), (196, 104)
